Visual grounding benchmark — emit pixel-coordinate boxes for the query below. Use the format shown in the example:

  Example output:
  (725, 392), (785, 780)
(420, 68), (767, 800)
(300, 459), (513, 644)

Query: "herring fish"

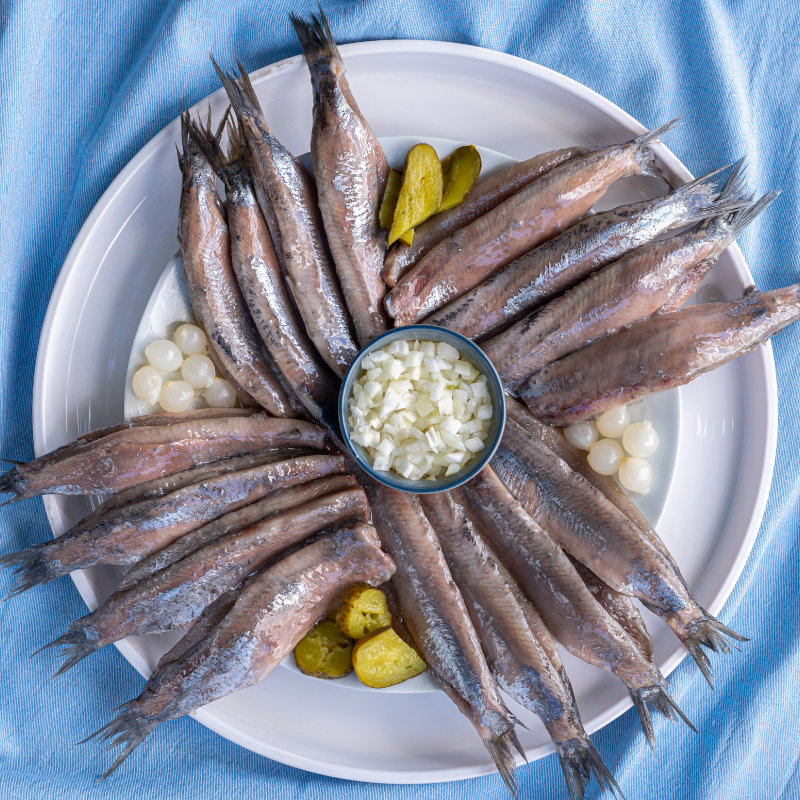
(384, 119), (678, 326)
(382, 145), (591, 288)
(0, 414), (327, 503)
(426, 164), (745, 341)
(74, 449), (311, 535)
(365, 480), (523, 794)
(41, 487), (370, 675)
(484, 190), (772, 386)
(212, 62), (359, 376)
(292, 9), (391, 347)
(191, 117), (341, 428)
(86, 523), (395, 779)
(178, 110), (301, 416)
(0, 454), (346, 596)
(494, 419), (745, 684)
(504, 396), (682, 576)
(117, 474), (357, 591)
(520, 283), (800, 427)
(421, 490), (620, 800)
(463, 466), (693, 748)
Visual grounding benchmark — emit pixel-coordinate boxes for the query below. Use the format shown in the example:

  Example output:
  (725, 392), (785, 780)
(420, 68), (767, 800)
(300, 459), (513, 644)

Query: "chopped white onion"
(159, 381), (194, 412)
(181, 354), (216, 389)
(204, 378), (237, 408)
(172, 324), (207, 355)
(587, 438), (624, 476)
(145, 339), (183, 372)
(132, 366), (163, 405)
(618, 457), (653, 493)
(564, 420), (598, 451)
(596, 406), (631, 439)
(347, 338), (493, 481)
(622, 421), (659, 458)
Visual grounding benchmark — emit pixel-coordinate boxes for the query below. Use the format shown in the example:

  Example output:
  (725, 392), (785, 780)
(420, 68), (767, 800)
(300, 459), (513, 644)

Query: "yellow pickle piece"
(335, 583), (392, 640)
(388, 144), (443, 246)
(439, 145), (482, 213)
(379, 170), (413, 247)
(294, 620), (354, 679)
(352, 627), (427, 688)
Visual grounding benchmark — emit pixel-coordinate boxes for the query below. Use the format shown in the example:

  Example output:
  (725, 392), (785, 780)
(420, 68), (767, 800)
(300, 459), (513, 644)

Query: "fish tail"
(34, 622), (101, 677)
(210, 54), (260, 129)
(0, 457), (24, 465)
(0, 545), (55, 598)
(233, 59), (262, 112)
(716, 157), (750, 205)
(628, 684), (696, 753)
(0, 465), (25, 500)
(84, 707), (158, 781)
(632, 117), (681, 184)
(483, 730), (520, 798)
(290, 5), (341, 67)
(184, 109), (227, 175)
(677, 162), (752, 224)
(555, 737), (624, 800)
(634, 116), (682, 147)
(730, 190), (781, 238)
(680, 610), (748, 688)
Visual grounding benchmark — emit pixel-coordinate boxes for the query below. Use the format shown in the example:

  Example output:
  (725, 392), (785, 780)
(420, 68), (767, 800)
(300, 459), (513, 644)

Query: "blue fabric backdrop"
(1, 1), (798, 797)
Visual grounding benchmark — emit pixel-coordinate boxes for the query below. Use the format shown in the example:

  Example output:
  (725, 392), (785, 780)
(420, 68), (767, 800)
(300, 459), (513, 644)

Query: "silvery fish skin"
(117, 474), (357, 591)
(212, 63), (359, 377)
(463, 466), (693, 749)
(43, 487), (371, 675)
(504, 396), (682, 576)
(177, 111), (299, 416)
(191, 117), (342, 428)
(421, 491), (620, 800)
(76, 449), (311, 536)
(0, 414), (327, 503)
(384, 120), (678, 327)
(0, 454), (345, 596)
(569, 556), (654, 664)
(426, 166), (742, 341)
(292, 10), (390, 348)
(365, 481), (522, 794)
(484, 189), (769, 386)
(88, 523), (395, 780)
(381, 145), (591, 288)
(520, 282), (800, 427)
(494, 420), (745, 685)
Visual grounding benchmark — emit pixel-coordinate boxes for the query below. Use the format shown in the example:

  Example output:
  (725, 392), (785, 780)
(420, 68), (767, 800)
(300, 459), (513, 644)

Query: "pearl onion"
(622, 421), (659, 458)
(204, 378), (237, 408)
(596, 406), (630, 439)
(587, 438), (624, 476)
(564, 420), (599, 451)
(159, 381), (194, 412)
(173, 324), (207, 356)
(132, 366), (163, 405)
(181, 354), (215, 389)
(145, 339), (183, 372)
(618, 457), (653, 494)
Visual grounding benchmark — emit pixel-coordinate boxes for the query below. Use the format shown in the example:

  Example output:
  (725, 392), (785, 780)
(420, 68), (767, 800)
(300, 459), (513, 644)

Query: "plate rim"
(32, 39), (778, 784)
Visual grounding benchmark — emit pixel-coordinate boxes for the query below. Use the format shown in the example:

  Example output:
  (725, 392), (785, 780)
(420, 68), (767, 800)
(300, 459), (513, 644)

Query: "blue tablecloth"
(1, 1), (798, 798)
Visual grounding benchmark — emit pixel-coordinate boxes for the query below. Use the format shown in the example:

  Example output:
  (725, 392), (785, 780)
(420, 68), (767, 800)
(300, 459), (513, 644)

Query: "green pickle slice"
(294, 620), (354, 679)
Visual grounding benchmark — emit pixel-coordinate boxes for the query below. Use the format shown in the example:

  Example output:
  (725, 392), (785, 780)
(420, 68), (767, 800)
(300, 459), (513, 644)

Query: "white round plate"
(33, 42), (777, 784)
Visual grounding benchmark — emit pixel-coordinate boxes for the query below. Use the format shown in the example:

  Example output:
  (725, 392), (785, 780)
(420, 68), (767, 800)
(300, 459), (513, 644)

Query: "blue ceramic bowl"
(339, 325), (506, 494)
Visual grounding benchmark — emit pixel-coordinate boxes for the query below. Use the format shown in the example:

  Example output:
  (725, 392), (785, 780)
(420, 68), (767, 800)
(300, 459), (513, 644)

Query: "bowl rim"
(338, 324), (506, 494)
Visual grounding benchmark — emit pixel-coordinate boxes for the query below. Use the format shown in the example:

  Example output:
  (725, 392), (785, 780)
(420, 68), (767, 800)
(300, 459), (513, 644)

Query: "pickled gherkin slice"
(439, 145), (482, 213)
(336, 583), (392, 639)
(294, 620), (354, 679)
(352, 627), (427, 688)
(388, 144), (442, 246)
(379, 170), (413, 246)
